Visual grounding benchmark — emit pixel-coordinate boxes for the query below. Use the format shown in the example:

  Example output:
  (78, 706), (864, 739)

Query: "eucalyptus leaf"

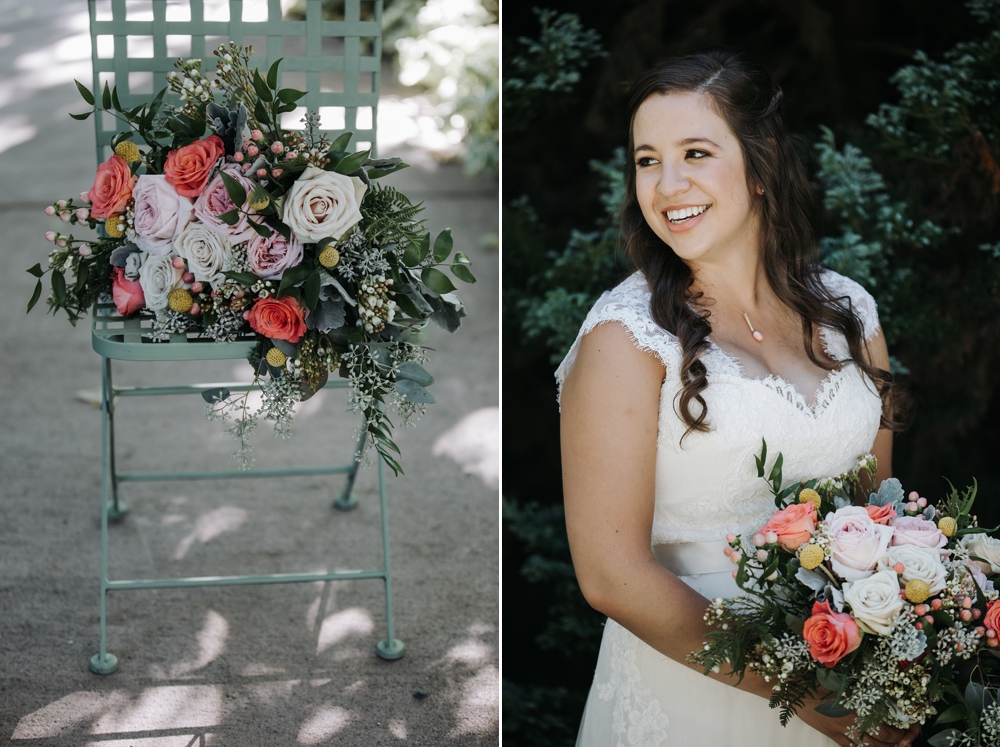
(395, 361), (434, 387)
(966, 681), (986, 716)
(395, 379), (436, 404)
(270, 338), (297, 357)
(933, 704), (966, 726)
(795, 566), (828, 595)
(813, 696), (852, 718)
(427, 291), (467, 332)
(927, 730), (964, 747)
(453, 251), (472, 266)
(306, 295), (346, 332)
(201, 387), (231, 404)
(815, 667), (842, 693)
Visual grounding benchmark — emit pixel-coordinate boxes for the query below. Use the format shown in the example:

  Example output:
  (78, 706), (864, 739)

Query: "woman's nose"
(656, 162), (690, 197)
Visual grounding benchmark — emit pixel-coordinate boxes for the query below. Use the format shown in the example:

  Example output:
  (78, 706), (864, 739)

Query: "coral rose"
(247, 296), (308, 343)
(111, 267), (145, 315)
(985, 600), (1000, 636)
(88, 154), (137, 219)
(802, 599), (863, 667)
(866, 503), (897, 525)
(164, 135), (225, 198)
(759, 503), (817, 551)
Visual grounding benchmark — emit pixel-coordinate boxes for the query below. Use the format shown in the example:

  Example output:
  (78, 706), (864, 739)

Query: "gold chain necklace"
(719, 296), (764, 342)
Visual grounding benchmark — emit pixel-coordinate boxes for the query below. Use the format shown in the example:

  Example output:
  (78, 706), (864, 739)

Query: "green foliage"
(502, 680), (583, 747)
(503, 8), (605, 131)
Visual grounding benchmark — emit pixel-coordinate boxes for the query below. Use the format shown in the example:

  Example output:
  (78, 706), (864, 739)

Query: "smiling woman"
(557, 50), (914, 747)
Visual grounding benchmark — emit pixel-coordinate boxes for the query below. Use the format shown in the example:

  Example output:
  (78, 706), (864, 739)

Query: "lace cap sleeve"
(820, 269), (881, 342)
(554, 272), (679, 405)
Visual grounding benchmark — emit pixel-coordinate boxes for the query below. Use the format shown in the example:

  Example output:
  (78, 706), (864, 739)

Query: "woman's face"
(632, 91), (759, 266)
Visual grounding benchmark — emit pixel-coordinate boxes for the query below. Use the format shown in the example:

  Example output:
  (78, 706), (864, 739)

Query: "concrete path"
(0, 1), (499, 744)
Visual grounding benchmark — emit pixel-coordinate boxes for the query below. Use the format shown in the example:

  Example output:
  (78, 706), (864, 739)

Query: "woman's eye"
(686, 149), (709, 159)
(635, 156), (658, 168)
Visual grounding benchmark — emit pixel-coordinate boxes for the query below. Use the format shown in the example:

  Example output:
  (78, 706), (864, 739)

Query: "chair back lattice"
(88, 0), (382, 165)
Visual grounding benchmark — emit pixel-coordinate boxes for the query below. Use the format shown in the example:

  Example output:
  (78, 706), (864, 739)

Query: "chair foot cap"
(376, 638), (405, 660)
(90, 653), (118, 674)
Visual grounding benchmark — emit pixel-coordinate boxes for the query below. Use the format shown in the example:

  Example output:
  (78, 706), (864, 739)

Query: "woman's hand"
(796, 695), (919, 747)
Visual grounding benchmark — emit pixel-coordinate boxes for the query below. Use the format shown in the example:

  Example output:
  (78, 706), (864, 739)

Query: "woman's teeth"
(666, 205), (709, 224)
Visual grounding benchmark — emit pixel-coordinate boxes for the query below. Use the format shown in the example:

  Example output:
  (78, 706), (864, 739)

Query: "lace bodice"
(555, 270), (882, 546)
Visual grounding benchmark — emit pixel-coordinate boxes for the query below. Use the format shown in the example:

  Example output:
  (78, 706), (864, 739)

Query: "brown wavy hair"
(621, 49), (899, 437)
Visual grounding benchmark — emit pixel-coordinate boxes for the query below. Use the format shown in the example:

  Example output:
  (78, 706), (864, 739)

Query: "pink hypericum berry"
(44, 230), (56, 242)
(190, 281), (203, 293)
(189, 303), (201, 315)
(909, 491), (919, 500)
(271, 168), (283, 178)
(79, 191), (90, 204)
(251, 129), (263, 141)
(57, 199), (67, 208)
(931, 598), (943, 610)
(961, 609), (973, 622)
(182, 272), (195, 283)
(59, 211), (71, 222)
(256, 168), (267, 178)
(44, 205), (56, 216)
(726, 533), (736, 544)
(729, 552), (741, 565)
(270, 141), (284, 154)
(988, 629), (997, 639)
(907, 501), (919, 512)
(242, 310), (251, 320)
(957, 643), (964, 651)
(990, 637), (999, 648)
(723, 546), (733, 557)
(731, 570), (738, 579)
(233, 151), (244, 162)
(894, 563), (905, 574)
(925, 614), (935, 625)
(765, 531), (778, 545)
(756, 549), (768, 562)
(172, 257), (186, 269)
(917, 497), (928, 508)
(974, 608), (983, 620)
(767, 571), (778, 581)
(247, 144), (259, 157)
(915, 621), (923, 630)
(914, 604), (928, 616)
(76, 208), (89, 220)
(977, 626), (987, 636)
(56, 239), (67, 248)
(234, 288), (245, 298)
(963, 597), (974, 609)
(243, 163), (253, 172)
(78, 246), (92, 257)
(753, 533), (765, 547)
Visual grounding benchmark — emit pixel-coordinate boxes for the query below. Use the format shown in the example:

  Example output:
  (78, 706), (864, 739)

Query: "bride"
(557, 50), (920, 747)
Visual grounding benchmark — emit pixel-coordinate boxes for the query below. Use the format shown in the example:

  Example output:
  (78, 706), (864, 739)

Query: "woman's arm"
(865, 328), (894, 484)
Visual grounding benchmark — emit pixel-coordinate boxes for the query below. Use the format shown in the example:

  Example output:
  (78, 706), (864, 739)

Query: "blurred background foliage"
(502, 1), (1000, 744)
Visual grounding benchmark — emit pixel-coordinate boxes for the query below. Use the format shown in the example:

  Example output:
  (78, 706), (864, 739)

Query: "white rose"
(878, 545), (948, 596)
(173, 222), (230, 286)
(282, 165), (367, 243)
(132, 174), (194, 255)
(962, 534), (1000, 576)
(842, 568), (905, 635)
(825, 506), (894, 582)
(138, 253), (183, 311)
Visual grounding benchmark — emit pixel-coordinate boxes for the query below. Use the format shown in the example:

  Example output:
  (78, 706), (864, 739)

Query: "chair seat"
(92, 301), (258, 361)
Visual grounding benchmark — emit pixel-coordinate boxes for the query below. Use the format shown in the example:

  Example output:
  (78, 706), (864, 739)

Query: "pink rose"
(866, 503), (897, 526)
(131, 175), (194, 255)
(802, 599), (863, 667)
(111, 267), (144, 315)
(760, 503), (817, 552)
(825, 506), (893, 582)
(248, 229), (304, 280)
(247, 296), (308, 343)
(164, 135), (225, 198)
(88, 154), (137, 219)
(194, 163), (257, 241)
(891, 516), (947, 553)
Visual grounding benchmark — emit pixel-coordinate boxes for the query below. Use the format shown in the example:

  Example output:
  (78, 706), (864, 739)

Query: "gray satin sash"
(652, 540), (734, 576)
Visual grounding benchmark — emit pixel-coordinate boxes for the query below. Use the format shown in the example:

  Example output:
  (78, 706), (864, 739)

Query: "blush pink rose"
(132, 175), (194, 255)
(802, 599), (863, 667)
(194, 163), (257, 241)
(88, 154), (138, 219)
(826, 506), (894, 582)
(866, 503), (897, 525)
(891, 516), (947, 553)
(111, 267), (145, 315)
(247, 296), (308, 343)
(164, 135), (225, 198)
(760, 503), (817, 551)
(248, 229), (304, 280)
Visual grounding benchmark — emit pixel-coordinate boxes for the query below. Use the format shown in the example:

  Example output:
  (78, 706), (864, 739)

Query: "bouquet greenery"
(28, 43), (475, 473)
(690, 442), (1000, 746)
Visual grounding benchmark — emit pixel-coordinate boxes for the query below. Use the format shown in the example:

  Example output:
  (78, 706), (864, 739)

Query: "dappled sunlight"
(12, 690), (120, 739)
(250, 678), (300, 706)
(432, 406), (499, 489)
(442, 638), (492, 667)
(297, 706), (352, 744)
(169, 610), (230, 677)
(85, 735), (205, 747)
(447, 665), (499, 738)
(389, 718), (408, 739)
(316, 607), (374, 653)
(240, 662), (287, 676)
(172, 506), (248, 560)
(90, 685), (224, 733)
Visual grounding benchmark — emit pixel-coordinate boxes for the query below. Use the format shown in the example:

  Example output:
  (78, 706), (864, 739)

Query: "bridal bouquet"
(689, 443), (1000, 747)
(27, 44), (475, 473)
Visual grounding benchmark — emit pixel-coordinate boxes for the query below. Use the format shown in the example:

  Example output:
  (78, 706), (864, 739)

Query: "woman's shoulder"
(817, 267), (881, 341)
(554, 271), (679, 401)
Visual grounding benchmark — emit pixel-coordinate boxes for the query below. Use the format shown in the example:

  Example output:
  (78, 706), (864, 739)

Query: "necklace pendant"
(752, 330), (764, 342)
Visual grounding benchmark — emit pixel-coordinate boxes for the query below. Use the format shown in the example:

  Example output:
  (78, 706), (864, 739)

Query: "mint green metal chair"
(87, 0), (403, 675)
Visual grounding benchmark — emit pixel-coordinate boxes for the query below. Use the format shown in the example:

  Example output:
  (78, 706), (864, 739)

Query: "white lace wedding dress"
(556, 269), (883, 747)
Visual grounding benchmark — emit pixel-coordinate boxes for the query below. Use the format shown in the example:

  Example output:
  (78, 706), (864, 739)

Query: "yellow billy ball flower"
(249, 194), (270, 211)
(798, 488), (822, 509)
(114, 140), (141, 162)
(905, 579), (931, 604)
(938, 516), (958, 538)
(265, 347), (287, 367)
(104, 215), (126, 237)
(167, 288), (194, 313)
(318, 245), (340, 268)
(798, 544), (825, 570)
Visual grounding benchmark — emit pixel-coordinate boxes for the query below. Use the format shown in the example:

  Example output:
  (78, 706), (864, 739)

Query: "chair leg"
(333, 425), (367, 511)
(91, 357), (119, 674)
(103, 357), (126, 520)
(375, 455), (404, 660)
